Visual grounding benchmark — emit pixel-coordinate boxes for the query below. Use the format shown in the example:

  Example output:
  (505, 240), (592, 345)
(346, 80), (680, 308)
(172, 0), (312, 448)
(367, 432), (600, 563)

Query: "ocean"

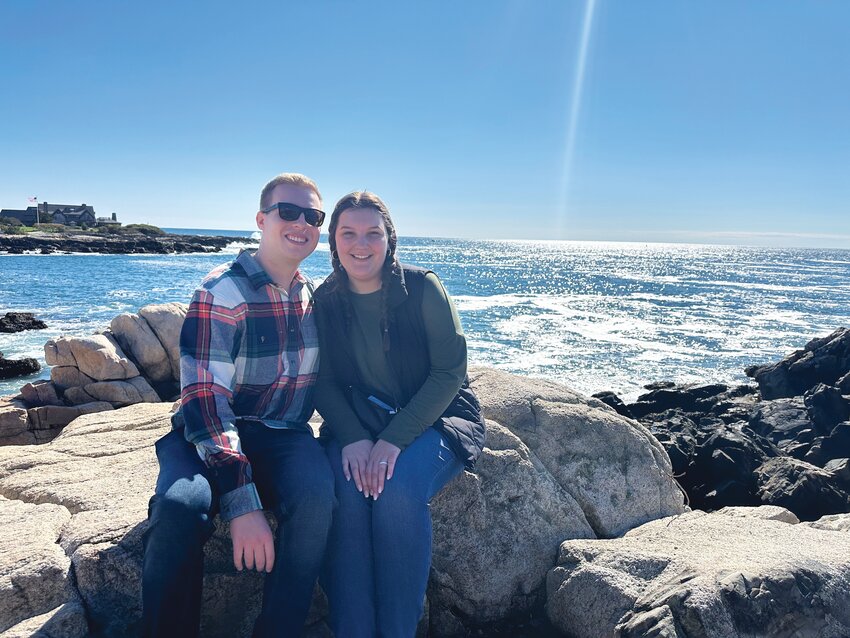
(2, 230), (850, 401)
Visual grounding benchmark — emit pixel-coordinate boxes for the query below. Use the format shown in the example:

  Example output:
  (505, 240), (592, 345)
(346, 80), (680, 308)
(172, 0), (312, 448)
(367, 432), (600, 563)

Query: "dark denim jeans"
(141, 423), (334, 638)
(322, 428), (464, 638)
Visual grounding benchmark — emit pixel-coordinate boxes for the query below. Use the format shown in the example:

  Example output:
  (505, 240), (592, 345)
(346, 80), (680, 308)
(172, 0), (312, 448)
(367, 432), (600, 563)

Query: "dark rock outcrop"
(0, 312), (47, 333)
(0, 231), (244, 255)
(0, 351), (40, 380)
(745, 327), (850, 399)
(755, 456), (850, 521)
(595, 328), (850, 523)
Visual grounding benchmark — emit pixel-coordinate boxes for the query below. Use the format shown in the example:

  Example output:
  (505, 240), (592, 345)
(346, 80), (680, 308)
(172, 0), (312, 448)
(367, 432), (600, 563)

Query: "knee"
(373, 478), (426, 522)
(146, 491), (214, 546)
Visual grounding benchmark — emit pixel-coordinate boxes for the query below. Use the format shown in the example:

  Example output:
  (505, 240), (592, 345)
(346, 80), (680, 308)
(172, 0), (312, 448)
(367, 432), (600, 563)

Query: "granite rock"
(49, 365), (96, 392)
(547, 510), (850, 637)
(0, 399), (32, 445)
(110, 312), (173, 384)
(45, 335), (139, 381)
(429, 422), (594, 633)
(0, 496), (83, 635)
(83, 376), (160, 407)
(27, 402), (113, 434)
(19, 380), (63, 407)
(138, 303), (187, 381)
(469, 367), (685, 538)
(0, 369), (684, 636)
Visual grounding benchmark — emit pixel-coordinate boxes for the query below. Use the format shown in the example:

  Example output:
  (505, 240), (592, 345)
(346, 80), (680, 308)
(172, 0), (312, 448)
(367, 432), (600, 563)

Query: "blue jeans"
(142, 423), (335, 638)
(322, 428), (464, 638)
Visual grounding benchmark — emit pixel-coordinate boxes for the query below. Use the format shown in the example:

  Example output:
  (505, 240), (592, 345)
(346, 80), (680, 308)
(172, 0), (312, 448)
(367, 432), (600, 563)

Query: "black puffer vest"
(313, 264), (485, 469)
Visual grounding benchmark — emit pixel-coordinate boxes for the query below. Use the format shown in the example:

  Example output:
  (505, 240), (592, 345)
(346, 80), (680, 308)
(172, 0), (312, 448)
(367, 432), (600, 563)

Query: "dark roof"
(1, 208), (37, 224)
(42, 203), (95, 215)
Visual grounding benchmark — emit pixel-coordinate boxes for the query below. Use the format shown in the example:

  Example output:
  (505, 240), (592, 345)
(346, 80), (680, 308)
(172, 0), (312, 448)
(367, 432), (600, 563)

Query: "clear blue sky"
(2, 1), (848, 246)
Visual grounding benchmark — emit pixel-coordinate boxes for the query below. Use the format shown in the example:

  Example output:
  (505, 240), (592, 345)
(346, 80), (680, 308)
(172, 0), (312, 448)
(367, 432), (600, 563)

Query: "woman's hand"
(366, 439), (402, 500)
(341, 439), (374, 496)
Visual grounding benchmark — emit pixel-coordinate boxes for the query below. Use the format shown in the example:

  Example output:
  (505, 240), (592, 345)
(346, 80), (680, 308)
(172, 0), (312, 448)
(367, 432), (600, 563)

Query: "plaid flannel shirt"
(178, 249), (319, 520)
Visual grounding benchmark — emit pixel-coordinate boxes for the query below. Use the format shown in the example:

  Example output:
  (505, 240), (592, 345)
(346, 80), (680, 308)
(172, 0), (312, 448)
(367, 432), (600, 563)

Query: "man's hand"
(230, 510), (274, 573)
(366, 439), (402, 500)
(341, 439), (374, 496)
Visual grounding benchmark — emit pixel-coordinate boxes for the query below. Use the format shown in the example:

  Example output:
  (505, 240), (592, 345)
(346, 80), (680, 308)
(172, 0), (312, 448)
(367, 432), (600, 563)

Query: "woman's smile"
(335, 207), (389, 293)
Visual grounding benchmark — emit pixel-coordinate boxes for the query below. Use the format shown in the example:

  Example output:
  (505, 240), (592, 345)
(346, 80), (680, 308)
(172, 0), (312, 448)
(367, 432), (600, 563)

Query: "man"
(142, 173), (334, 637)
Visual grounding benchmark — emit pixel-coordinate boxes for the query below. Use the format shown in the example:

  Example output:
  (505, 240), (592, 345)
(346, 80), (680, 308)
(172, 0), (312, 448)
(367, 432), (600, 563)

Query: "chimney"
(112, 212), (117, 221)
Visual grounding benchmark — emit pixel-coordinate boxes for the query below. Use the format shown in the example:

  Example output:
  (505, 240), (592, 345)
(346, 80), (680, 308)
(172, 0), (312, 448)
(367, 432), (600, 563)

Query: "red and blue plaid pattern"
(178, 249), (318, 519)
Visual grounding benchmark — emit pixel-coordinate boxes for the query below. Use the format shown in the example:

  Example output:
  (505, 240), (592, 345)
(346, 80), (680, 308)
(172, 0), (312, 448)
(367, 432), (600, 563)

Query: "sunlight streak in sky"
(556, 0), (598, 238)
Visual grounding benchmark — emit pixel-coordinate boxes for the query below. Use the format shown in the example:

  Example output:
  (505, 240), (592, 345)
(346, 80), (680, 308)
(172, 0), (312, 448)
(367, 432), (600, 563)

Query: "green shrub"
(124, 223), (166, 236)
(0, 216), (23, 227)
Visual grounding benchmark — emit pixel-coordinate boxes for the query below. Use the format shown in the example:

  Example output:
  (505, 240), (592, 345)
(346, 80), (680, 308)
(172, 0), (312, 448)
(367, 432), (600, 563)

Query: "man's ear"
(256, 211), (265, 231)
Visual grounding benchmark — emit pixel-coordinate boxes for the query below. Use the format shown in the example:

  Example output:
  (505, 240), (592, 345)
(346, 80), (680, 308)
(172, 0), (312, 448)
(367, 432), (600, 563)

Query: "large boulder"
(43, 338), (78, 368)
(429, 422), (594, 634)
(19, 380), (63, 407)
(138, 303), (187, 381)
(755, 456), (850, 521)
(469, 368), (685, 537)
(804, 383), (850, 432)
(746, 396), (818, 450)
(0, 369), (684, 636)
(110, 313), (173, 384)
(0, 404), (277, 637)
(45, 335), (139, 381)
(82, 377), (160, 407)
(50, 365), (96, 392)
(547, 509), (850, 637)
(0, 496), (86, 636)
(746, 327), (850, 399)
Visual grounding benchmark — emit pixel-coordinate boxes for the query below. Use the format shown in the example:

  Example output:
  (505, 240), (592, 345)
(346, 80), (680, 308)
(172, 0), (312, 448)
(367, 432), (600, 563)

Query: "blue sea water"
(2, 230), (850, 401)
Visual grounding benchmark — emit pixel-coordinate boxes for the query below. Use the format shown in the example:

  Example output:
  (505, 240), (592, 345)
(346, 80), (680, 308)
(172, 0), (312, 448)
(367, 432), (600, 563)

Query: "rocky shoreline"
(1, 310), (850, 636)
(0, 230), (251, 255)
(593, 326), (850, 522)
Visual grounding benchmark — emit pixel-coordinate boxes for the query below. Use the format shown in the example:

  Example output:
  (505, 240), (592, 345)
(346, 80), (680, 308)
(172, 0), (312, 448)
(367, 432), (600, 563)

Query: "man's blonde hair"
(259, 173), (322, 210)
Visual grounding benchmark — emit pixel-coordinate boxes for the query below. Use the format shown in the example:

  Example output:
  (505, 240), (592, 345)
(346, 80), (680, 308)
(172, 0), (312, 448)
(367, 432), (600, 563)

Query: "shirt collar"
(236, 248), (306, 293)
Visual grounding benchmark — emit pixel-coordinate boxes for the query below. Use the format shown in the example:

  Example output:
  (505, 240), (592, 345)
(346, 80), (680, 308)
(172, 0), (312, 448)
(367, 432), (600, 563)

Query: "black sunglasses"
(261, 202), (326, 227)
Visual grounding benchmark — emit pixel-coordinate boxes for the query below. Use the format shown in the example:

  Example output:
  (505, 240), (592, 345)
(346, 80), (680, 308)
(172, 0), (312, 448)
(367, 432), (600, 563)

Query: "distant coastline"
(0, 228), (257, 255)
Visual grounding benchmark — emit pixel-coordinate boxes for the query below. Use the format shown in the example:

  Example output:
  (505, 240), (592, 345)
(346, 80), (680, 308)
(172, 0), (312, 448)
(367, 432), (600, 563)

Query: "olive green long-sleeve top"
(314, 272), (467, 450)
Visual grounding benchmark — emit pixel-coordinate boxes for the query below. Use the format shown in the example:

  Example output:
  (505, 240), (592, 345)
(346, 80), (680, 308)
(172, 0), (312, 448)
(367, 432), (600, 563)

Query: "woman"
(313, 191), (486, 637)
